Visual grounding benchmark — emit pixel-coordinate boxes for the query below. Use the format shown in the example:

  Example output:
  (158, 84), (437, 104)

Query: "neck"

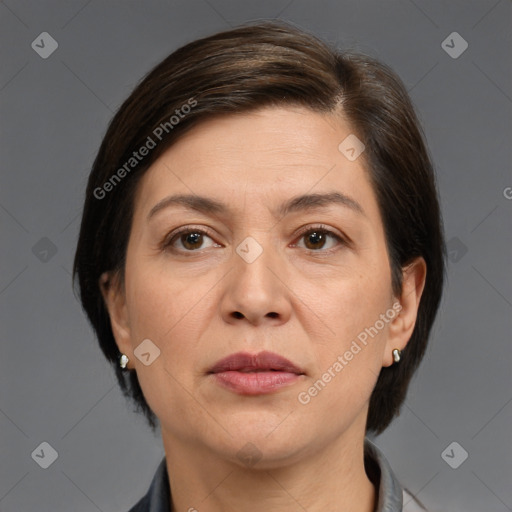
(162, 427), (376, 512)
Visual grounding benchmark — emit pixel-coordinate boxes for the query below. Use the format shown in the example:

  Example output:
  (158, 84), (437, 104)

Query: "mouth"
(208, 351), (305, 395)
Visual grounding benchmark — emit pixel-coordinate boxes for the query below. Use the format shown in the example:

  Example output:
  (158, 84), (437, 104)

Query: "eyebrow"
(147, 191), (366, 221)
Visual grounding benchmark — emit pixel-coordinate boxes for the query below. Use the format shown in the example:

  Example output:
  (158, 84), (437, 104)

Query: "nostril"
(232, 311), (244, 319)
(267, 312), (278, 318)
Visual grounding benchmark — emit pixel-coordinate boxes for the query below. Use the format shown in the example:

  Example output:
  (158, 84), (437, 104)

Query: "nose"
(220, 237), (292, 327)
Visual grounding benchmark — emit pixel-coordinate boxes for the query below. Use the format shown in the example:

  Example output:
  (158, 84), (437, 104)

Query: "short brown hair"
(73, 20), (446, 435)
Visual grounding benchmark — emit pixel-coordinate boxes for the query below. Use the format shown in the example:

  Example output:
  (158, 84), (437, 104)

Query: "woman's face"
(104, 106), (422, 467)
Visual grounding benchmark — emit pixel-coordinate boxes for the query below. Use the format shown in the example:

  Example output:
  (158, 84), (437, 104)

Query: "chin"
(213, 419), (313, 468)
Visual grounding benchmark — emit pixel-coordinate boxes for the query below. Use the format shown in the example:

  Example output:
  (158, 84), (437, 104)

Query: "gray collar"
(364, 437), (404, 511)
(129, 438), (405, 512)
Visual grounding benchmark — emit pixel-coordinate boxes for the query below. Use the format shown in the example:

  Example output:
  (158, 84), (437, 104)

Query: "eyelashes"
(292, 224), (347, 252)
(162, 226), (220, 252)
(160, 224), (348, 255)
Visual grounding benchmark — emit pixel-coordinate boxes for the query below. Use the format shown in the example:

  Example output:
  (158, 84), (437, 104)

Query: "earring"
(392, 349), (401, 364)
(120, 354), (130, 369)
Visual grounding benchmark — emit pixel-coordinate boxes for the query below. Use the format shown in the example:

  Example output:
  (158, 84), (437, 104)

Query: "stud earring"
(392, 349), (401, 364)
(120, 354), (130, 369)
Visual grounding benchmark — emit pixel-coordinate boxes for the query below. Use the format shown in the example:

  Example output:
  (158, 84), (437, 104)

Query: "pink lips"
(208, 351), (305, 395)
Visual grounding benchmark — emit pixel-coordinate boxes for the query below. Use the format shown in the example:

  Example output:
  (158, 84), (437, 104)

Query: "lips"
(208, 351), (305, 375)
(208, 351), (305, 395)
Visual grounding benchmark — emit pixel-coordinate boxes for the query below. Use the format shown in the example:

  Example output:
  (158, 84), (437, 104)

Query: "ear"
(382, 256), (427, 367)
(99, 271), (134, 369)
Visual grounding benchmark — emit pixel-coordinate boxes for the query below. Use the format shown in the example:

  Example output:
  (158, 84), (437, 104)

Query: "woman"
(73, 21), (446, 512)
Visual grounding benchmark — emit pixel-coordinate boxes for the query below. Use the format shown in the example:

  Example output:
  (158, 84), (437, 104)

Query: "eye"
(293, 225), (345, 252)
(162, 225), (346, 254)
(163, 227), (220, 252)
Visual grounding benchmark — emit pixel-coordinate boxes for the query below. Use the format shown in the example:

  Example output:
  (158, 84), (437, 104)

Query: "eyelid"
(295, 223), (342, 236)
(160, 225), (219, 251)
(292, 223), (349, 246)
(160, 223), (350, 253)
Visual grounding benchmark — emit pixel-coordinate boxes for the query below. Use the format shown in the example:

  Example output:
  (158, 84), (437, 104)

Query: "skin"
(101, 106), (426, 512)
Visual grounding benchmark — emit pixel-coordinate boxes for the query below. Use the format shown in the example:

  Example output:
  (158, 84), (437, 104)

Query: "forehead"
(133, 106), (379, 222)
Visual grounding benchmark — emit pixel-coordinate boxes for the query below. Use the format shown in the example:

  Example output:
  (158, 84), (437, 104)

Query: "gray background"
(1, 1), (511, 511)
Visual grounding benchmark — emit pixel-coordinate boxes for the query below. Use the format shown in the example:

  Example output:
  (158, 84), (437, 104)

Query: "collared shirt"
(127, 438), (427, 512)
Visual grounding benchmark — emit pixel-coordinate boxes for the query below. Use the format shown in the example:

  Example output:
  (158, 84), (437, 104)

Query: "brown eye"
(295, 227), (344, 252)
(304, 230), (327, 250)
(180, 232), (204, 250)
(164, 228), (219, 252)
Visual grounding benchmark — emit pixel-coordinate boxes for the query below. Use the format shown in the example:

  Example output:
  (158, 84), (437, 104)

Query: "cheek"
(296, 276), (390, 419)
(310, 266), (391, 338)
(125, 260), (200, 338)
(124, 261), (219, 377)
(123, 266), (215, 422)
(302, 261), (392, 383)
